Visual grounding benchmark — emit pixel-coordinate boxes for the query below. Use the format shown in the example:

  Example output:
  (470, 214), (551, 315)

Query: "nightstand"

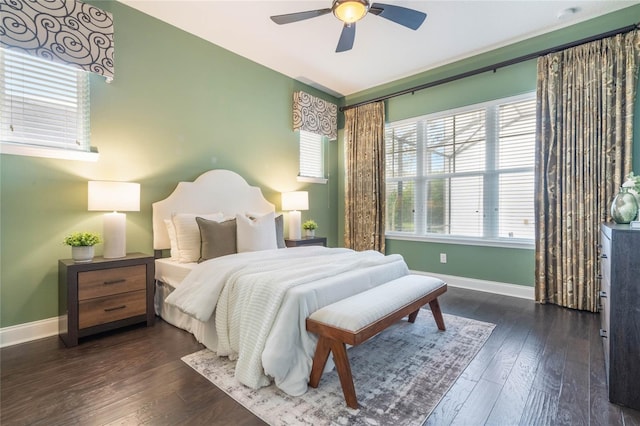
(58, 253), (155, 347)
(285, 236), (327, 247)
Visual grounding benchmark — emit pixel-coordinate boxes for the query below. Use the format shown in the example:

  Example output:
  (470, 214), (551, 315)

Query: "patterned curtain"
(0, 0), (114, 80)
(293, 91), (337, 140)
(344, 101), (386, 252)
(535, 30), (639, 311)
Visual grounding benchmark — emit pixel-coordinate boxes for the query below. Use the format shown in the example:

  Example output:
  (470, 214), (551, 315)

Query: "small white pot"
(72, 246), (95, 263)
(304, 229), (315, 237)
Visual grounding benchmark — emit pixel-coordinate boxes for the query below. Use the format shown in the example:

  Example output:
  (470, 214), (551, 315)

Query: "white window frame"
(385, 93), (536, 249)
(0, 48), (97, 162)
(297, 129), (328, 184)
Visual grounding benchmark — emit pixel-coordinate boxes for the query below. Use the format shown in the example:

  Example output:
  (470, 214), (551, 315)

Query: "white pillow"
(246, 211), (285, 249)
(172, 212), (224, 263)
(164, 219), (178, 260)
(236, 212), (277, 253)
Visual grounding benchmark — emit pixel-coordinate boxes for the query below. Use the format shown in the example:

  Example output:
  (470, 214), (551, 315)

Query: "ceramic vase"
(610, 187), (639, 224)
(72, 246), (94, 263)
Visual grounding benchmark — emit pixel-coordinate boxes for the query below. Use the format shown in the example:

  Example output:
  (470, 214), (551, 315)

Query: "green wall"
(0, 1), (339, 328)
(339, 5), (640, 286)
(1, 3), (639, 329)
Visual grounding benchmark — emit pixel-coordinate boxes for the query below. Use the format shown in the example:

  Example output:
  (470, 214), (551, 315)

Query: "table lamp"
(88, 181), (140, 258)
(282, 191), (308, 240)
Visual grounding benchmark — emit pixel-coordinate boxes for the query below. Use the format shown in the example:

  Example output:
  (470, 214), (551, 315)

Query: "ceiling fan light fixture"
(332, 0), (369, 24)
(270, 1), (426, 53)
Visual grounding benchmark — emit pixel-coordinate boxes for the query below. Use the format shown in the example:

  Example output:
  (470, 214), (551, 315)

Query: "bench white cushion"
(308, 274), (445, 332)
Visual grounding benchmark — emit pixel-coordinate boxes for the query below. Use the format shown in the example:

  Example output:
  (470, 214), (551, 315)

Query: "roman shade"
(293, 91), (337, 141)
(0, 0), (115, 81)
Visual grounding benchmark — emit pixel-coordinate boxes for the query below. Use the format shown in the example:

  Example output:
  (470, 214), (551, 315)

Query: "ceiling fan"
(270, 0), (427, 53)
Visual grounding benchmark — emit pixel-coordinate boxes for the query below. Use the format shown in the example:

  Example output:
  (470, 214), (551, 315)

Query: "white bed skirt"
(155, 280), (219, 350)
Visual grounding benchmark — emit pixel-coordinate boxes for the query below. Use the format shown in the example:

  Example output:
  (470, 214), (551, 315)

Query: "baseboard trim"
(0, 273), (533, 347)
(0, 316), (59, 348)
(410, 270), (535, 300)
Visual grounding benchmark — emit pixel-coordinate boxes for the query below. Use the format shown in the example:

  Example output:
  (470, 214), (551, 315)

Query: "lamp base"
(288, 210), (302, 240)
(103, 212), (126, 258)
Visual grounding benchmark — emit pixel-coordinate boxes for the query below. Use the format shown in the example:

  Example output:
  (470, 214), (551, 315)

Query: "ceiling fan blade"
(369, 3), (426, 30)
(336, 23), (356, 53)
(270, 8), (331, 25)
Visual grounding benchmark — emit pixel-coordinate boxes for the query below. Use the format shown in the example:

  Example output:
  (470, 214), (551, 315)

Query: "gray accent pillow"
(196, 217), (237, 262)
(275, 214), (286, 248)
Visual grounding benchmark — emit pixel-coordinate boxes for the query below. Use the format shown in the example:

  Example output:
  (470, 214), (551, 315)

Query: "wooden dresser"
(599, 223), (640, 410)
(58, 253), (155, 347)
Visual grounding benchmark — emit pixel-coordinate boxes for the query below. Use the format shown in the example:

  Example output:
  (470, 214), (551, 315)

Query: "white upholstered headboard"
(152, 169), (275, 250)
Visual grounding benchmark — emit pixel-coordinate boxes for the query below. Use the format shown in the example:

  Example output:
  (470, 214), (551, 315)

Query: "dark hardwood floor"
(2, 287), (639, 425)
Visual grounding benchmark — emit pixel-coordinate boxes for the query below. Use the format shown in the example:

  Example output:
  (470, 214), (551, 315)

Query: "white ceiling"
(118, 0), (636, 97)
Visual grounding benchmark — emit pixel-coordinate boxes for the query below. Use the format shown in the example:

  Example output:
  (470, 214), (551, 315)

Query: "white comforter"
(165, 246), (409, 395)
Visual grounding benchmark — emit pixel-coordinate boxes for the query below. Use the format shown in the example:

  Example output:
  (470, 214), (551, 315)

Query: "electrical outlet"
(440, 253), (447, 263)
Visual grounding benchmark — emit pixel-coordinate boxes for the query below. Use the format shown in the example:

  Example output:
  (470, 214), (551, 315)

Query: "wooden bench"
(306, 274), (447, 409)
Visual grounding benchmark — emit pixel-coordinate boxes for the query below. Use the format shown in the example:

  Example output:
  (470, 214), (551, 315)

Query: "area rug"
(182, 310), (495, 426)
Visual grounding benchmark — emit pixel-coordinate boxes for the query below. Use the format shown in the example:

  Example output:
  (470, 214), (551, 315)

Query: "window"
(298, 130), (327, 184)
(385, 93), (536, 247)
(0, 48), (96, 161)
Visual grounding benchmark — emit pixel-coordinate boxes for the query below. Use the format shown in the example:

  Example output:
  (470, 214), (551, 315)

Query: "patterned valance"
(293, 91), (337, 141)
(0, 0), (114, 80)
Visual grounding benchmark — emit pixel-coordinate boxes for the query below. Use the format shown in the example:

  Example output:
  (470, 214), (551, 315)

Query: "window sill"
(0, 142), (99, 162)
(385, 232), (534, 250)
(297, 175), (328, 184)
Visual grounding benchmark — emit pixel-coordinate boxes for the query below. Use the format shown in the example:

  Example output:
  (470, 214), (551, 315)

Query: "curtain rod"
(340, 22), (639, 112)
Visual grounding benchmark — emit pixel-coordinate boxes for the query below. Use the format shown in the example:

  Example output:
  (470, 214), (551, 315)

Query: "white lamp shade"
(281, 191), (309, 211)
(88, 181), (140, 212)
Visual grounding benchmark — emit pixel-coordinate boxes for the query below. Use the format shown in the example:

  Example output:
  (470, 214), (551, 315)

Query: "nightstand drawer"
(79, 290), (146, 329)
(78, 265), (146, 300)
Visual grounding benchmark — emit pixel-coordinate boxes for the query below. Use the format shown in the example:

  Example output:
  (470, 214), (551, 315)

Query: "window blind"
(496, 98), (536, 239)
(385, 93), (536, 245)
(299, 130), (325, 179)
(0, 48), (90, 152)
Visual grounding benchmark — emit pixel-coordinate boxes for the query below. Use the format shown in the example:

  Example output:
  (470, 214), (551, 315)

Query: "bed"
(152, 169), (411, 396)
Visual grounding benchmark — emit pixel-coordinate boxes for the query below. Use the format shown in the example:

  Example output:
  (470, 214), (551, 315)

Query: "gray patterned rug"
(182, 310), (495, 426)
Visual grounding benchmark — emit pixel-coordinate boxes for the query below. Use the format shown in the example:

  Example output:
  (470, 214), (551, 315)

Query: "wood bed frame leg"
(330, 340), (358, 409)
(309, 336), (332, 388)
(429, 298), (446, 331)
(408, 309), (419, 323)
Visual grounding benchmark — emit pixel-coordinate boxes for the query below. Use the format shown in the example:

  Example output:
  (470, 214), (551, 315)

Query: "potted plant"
(302, 220), (318, 237)
(63, 231), (102, 263)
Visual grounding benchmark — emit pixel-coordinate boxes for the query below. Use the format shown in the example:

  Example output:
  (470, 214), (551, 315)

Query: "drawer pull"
(104, 305), (126, 312)
(600, 253), (608, 259)
(599, 329), (608, 338)
(596, 275), (602, 280)
(599, 290), (607, 298)
(104, 279), (126, 285)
